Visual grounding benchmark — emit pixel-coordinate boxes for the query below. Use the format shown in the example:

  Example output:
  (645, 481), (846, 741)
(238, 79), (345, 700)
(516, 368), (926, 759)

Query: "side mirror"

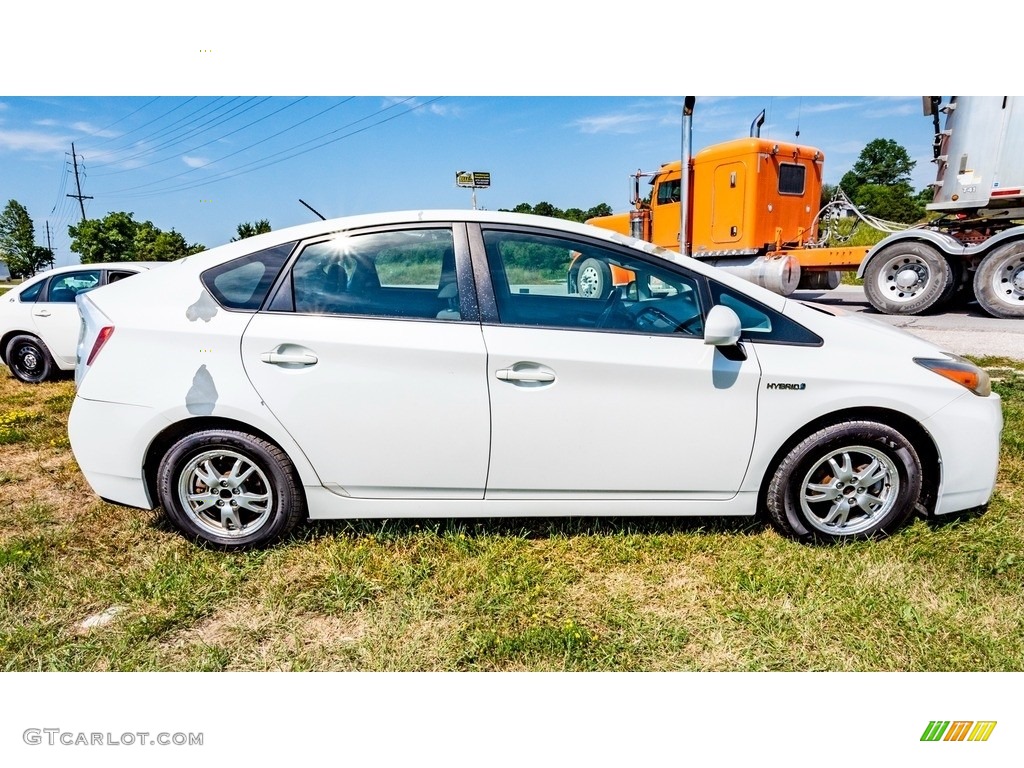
(704, 305), (742, 347)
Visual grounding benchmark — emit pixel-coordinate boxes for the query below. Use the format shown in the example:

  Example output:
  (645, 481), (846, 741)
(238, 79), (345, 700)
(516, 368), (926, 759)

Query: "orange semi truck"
(581, 99), (869, 298)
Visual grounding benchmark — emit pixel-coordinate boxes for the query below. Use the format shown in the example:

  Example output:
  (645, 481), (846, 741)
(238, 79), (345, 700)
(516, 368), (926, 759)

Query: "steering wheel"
(674, 312), (703, 334)
(595, 286), (625, 328)
(635, 305), (703, 335)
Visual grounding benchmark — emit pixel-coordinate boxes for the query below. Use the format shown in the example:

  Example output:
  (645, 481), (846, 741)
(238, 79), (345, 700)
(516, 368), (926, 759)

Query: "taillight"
(87, 326), (115, 366)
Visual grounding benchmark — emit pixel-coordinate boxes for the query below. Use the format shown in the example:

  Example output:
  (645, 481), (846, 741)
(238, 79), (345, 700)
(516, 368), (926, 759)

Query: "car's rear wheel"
(157, 429), (305, 549)
(766, 421), (922, 543)
(5, 334), (55, 384)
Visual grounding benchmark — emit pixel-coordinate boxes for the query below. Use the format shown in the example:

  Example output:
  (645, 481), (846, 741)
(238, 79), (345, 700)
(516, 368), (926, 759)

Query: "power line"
(84, 97), (236, 165)
(82, 97), (198, 150)
(121, 98), (444, 199)
(73, 96), (161, 141)
(105, 97), (357, 195)
(49, 154), (71, 214)
(89, 97), (270, 173)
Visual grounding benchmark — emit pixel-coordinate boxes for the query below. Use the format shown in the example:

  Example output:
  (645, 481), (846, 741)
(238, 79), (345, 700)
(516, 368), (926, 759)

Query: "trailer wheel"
(973, 241), (1024, 318)
(863, 242), (952, 315)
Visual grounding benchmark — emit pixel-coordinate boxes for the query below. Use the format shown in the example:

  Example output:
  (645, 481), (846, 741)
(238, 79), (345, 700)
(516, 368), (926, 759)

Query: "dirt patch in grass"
(158, 603), (368, 670)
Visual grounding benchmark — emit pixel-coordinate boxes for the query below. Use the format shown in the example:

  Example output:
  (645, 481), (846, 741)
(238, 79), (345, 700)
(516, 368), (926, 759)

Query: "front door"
(476, 226), (761, 499)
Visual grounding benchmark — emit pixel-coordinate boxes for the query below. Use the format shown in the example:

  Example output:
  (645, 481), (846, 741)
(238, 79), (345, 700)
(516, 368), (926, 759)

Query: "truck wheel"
(973, 241), (1024, 318)
(863, 242), (952, 315)
(577, 258), (612, 299)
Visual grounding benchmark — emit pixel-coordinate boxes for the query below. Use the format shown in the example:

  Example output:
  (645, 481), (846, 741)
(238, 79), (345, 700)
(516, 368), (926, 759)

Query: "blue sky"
(0, 1), (1010, 270)
(1, 95), (940, 266)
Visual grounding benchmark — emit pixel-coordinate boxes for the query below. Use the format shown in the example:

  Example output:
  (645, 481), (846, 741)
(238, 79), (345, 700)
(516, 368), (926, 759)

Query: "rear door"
(240, 224), (492, 499)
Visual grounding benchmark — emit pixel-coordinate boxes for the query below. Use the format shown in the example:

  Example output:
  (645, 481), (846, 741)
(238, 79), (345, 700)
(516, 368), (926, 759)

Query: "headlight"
(914, 355), (991, 397)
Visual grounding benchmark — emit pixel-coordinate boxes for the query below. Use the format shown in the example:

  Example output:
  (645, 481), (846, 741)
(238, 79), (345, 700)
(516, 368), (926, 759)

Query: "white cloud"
(573, 113), (655, 134)
(34, 118), (58, 126)
(70, 121), (119, 138)
(865, 102), (920, 119)
(182, 155), (209, 168)
(799, 101), (860, 115)
(0, 129), (68, 153)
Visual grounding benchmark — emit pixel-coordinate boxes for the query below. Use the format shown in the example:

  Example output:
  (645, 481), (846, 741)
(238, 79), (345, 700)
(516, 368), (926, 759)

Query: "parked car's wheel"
(4, 334), (55, 384)
(577, 258), (612, 299)
(766, 421), (923, 543)
(973, 240), (1024, 318)
(157, 429), (305, 549)
(863, 242), (952, 315)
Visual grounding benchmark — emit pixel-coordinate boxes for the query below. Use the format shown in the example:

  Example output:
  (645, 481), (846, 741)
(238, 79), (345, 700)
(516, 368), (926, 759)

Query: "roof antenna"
(299, 198), (326, 221)
(795, 97), (802, 138)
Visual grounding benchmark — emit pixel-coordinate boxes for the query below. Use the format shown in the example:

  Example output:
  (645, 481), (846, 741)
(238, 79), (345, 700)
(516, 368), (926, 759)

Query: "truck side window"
(657, 180), (681, 205)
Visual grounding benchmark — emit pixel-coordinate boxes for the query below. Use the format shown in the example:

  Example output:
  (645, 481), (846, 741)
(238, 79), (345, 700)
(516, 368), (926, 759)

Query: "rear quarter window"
(18, 281), (44, 302)
(201, 242), (295, 310)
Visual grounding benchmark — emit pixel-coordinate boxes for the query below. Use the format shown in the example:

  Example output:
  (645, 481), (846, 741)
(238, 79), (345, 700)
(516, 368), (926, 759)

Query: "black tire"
(577, 257), (612, 299)
(862, 242), (952, 315)
(973, 241), (1024, 318)
(4, 334), (56, 384)
(936, 255), (964, 308)
(766, 421), (923, 543)
(157, 429), (305, 550)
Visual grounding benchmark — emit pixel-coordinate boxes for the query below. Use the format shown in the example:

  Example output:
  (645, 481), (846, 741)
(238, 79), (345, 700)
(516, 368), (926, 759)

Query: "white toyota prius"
(67, 211), (1003, 549)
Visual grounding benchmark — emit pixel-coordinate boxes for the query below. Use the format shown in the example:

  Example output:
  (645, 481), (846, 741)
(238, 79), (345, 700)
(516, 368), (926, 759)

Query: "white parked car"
(1, 263), (154, 383)
(67, 211), (1003, 549)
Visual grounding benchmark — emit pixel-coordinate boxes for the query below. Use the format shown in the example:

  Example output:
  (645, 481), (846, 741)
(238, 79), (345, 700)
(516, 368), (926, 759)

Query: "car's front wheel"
(766, 421), (923, 543)
(157, 429), (305, 549)
(5, 334), (56, 384)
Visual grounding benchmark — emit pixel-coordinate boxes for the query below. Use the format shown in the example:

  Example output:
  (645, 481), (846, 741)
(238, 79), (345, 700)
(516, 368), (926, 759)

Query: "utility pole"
(67, 143), (93, 222)
(45, 221), (54, 268)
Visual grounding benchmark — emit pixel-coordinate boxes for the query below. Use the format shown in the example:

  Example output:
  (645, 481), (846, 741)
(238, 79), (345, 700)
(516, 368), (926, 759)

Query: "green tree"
(841, 138), (915, 190)
(69, 211), (204, 263)
(499, 202), (614, 222)
(33, 246), (55, 272)
(839, 139), (926, 224)
(135, 221), (205, 261)
(584, 203), (613, 220)
(0, 199), (43, 278)
(231, 219), (272, 241)
(532, 201), (560, 218)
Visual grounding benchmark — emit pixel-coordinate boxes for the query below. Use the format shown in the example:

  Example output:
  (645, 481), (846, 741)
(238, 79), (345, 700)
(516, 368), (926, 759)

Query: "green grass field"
(1, 359), (1021, 671)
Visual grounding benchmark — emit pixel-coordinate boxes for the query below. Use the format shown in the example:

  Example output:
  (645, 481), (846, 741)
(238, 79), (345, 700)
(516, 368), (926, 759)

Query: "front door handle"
(495, 364), (556, 383)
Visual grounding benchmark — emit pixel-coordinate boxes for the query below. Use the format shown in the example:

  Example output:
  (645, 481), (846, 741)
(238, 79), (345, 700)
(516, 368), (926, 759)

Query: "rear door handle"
(34, 311), (51, 318)
(495, 364), (556, 383)
(260, 351), (318, 366)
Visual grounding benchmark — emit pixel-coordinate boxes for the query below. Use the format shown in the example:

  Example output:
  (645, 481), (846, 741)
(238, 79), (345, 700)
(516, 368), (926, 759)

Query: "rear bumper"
(68, 396), (167, 510)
